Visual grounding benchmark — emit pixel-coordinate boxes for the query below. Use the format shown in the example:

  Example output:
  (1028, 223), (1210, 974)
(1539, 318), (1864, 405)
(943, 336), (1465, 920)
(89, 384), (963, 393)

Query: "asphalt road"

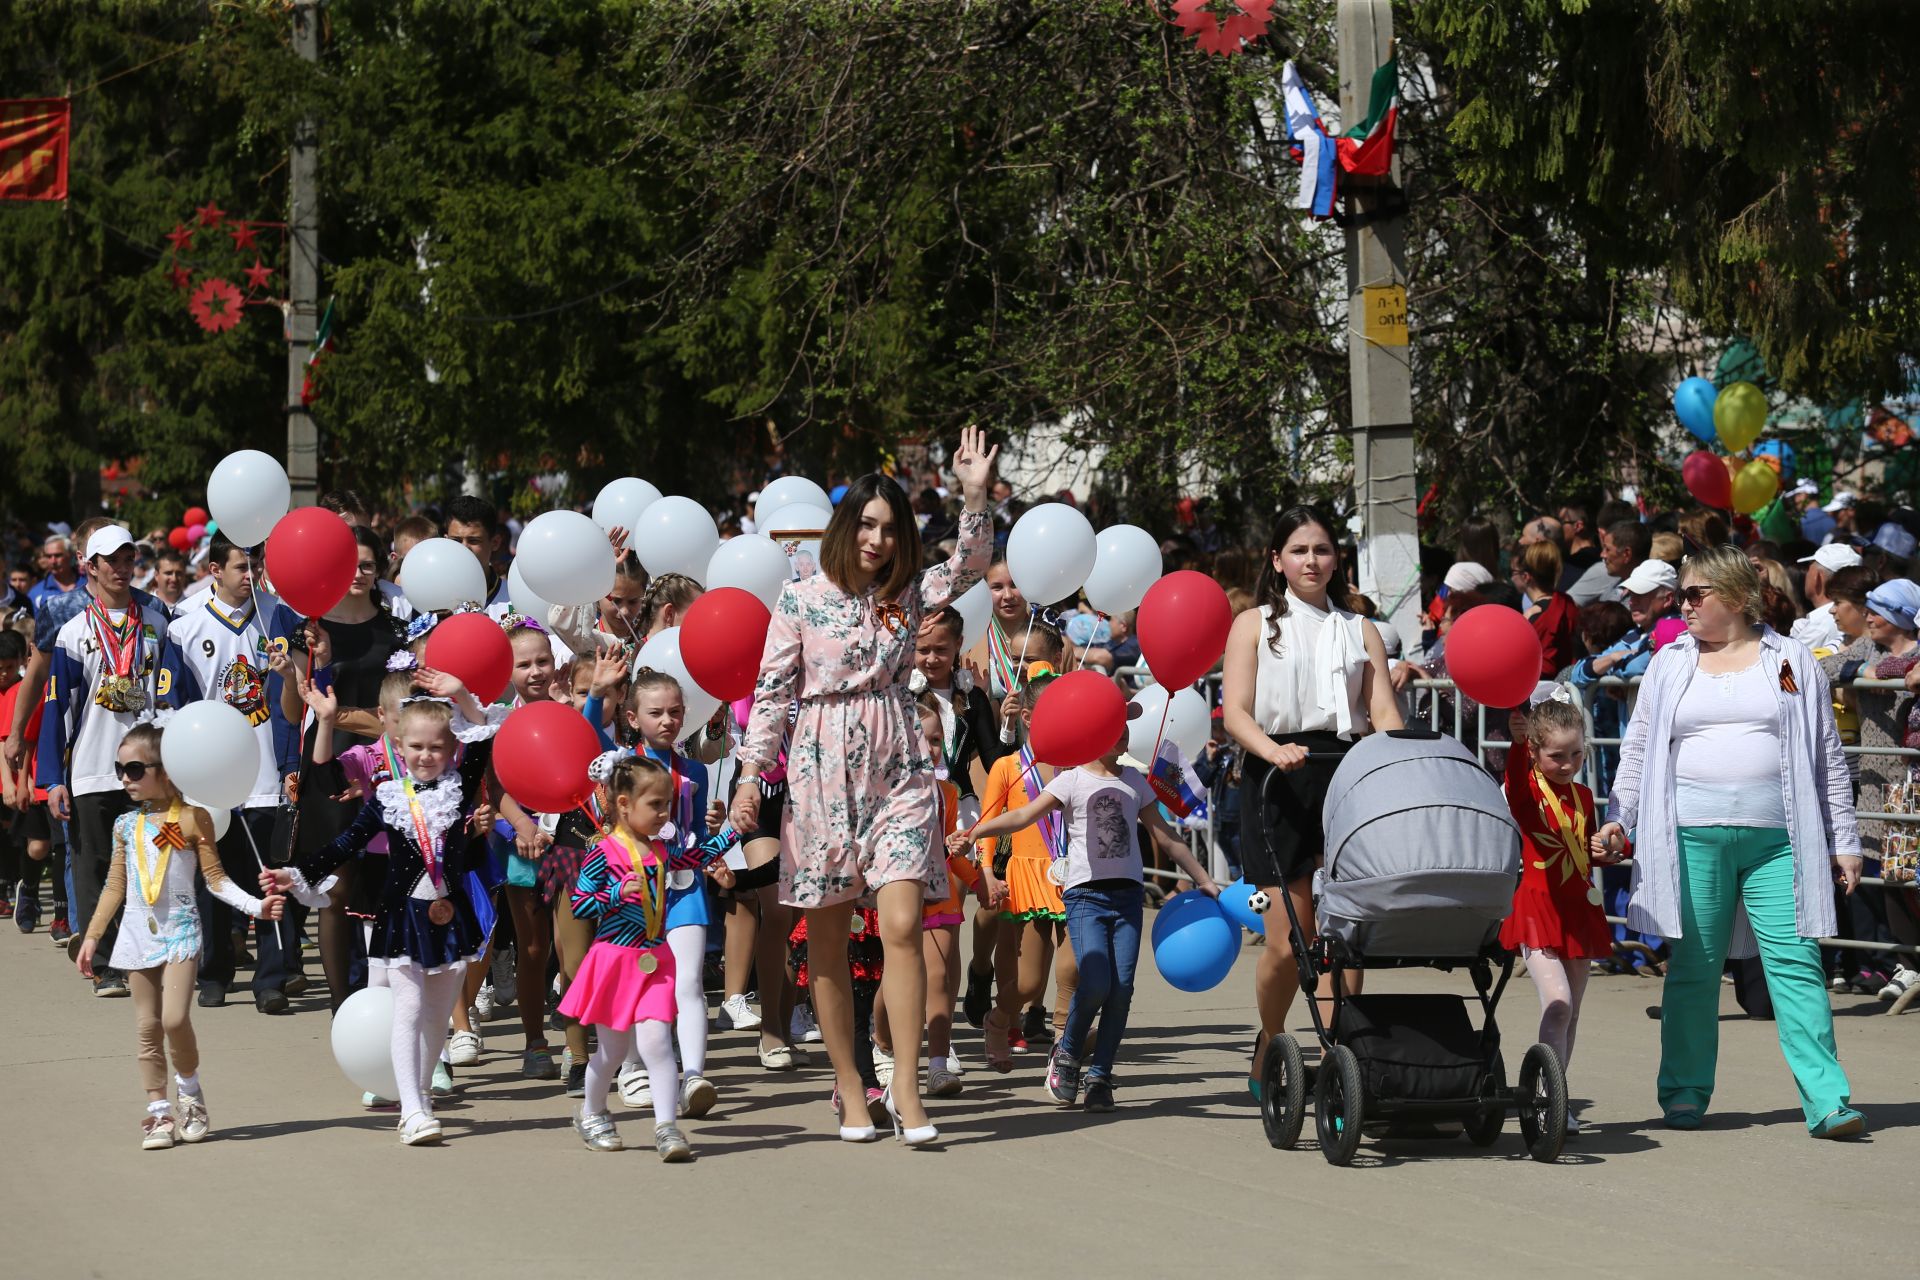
(5, 913), (1913, 1279)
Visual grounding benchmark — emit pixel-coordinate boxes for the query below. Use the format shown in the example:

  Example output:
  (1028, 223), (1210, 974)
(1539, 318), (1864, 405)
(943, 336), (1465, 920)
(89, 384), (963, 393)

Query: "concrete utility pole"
(1338, 0), (1421, 658)
(286, 0), (321, 507)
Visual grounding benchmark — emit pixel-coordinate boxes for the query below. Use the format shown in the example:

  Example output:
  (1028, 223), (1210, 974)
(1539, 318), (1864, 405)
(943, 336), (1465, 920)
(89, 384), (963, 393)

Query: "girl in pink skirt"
(561, 755), (736, 1160)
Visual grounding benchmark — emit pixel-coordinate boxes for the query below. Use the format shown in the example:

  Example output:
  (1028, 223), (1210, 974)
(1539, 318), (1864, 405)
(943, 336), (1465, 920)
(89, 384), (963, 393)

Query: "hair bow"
(499, 612), (547, 634)
(586, 749), (628, 784)
(386, 651), (422, 673)
(404, 613), (441, 643)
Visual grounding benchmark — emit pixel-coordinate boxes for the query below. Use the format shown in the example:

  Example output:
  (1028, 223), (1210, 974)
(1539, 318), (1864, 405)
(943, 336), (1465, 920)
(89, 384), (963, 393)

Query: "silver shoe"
(177, 1091), (210, 1143)
(575, 1109), (624, 1152)
(654, 1123), (693, 1162)
(680, 1072), (717, 1118)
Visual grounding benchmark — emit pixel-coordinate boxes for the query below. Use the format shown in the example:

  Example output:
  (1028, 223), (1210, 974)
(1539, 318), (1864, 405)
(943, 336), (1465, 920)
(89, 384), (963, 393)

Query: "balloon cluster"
(1673, 376), (1779, 515)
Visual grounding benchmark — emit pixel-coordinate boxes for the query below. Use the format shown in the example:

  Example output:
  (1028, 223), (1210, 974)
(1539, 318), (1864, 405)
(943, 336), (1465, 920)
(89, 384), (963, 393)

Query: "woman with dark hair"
(732, 427), (998, 1146)
(1220, 506), (1402, 1099)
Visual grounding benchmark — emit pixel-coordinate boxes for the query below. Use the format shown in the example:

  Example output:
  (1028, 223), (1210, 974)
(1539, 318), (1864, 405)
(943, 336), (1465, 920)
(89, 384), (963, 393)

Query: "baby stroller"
(1249, 729), (1567, 1165)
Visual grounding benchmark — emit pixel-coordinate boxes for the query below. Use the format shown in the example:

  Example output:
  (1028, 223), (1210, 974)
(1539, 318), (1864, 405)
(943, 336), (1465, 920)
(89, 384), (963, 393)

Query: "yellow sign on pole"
(1362, 285), (1407, 346)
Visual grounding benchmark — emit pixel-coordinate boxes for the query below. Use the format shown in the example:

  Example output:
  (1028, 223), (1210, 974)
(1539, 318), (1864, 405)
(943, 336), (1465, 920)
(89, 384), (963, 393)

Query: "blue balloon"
(1215, 880), (1267, 935)
(1150, 889), (1241, 992)
(1674, 377), (1718, 443)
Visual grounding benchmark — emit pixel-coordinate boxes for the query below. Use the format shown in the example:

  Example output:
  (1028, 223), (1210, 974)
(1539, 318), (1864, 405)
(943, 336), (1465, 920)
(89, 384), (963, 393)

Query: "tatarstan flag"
(1335, 56), (1397, 178)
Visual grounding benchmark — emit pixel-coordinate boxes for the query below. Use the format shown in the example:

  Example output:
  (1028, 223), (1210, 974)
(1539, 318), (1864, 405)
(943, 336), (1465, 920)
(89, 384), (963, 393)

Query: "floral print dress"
(743, 508), (992, 908)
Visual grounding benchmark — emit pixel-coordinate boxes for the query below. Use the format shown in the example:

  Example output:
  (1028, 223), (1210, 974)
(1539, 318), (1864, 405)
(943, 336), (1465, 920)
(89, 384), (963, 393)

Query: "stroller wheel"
(1516, 1043), (1568, 1163)
(1464, 1051), (1506, 1148)
(1260, 1033), (1307, 1150)
(1314, 1044), (1365, 1166)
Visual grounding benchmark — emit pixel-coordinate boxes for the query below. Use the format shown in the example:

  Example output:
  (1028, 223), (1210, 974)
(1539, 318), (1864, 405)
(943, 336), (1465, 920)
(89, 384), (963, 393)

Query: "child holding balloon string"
(263, 695), (499, 1146)
(77, 725), (286, 1149)
(563, 753), (739, 1159)
(954, 714), (1218, 1111)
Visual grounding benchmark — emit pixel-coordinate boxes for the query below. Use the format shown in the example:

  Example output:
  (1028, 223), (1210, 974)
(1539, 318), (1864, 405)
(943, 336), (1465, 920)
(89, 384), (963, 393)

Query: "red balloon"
(493, 700), (603, 815)
(423, 612), (514, 704)
(1136, 570), (1233, 688)
(182, 506), (210, 528)
(1028, 670), (1128, 769)
(679, 587), (772, 702)
(264, 506), (358, 618)
(1682, 449), (1731, 509)
(1445, 605), (1544, 709)
(168, 527), (193, 552)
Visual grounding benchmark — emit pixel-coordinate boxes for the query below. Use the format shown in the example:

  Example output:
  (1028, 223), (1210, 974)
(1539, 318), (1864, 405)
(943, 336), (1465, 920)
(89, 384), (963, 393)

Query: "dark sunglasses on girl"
(1679, 586), (1715, 606)
(113, 759), (159, 781)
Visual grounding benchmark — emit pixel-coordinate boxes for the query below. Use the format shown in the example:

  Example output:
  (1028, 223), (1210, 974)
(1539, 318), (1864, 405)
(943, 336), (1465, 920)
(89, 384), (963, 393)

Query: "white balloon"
(634, 496), (720, 584)
(183, 796), (232, 842)
(707, 534), (792, 610)
(636, 627), (721, 738)
(206, 449), (291, 548)
(330, 986), (400, 1098)
(952, 580), (992, 653)
(162, 701), (263, 812)
(1127, 683), (1211, 764)
(591, 477), (663, 532)
(398, 537), (488, 613)
(1084, 524), (1163, 616)
(518, 510), (614, 606)
(754, 476), (832, 528)
(1007, 502), (1097, 607)
(762, 501), (832, 542)
(508, 560), (559, 621)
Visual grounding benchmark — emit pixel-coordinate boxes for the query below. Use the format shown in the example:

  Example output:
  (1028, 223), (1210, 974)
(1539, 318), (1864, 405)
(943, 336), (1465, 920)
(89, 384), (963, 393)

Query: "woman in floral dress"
(733, 426), (997, 1144)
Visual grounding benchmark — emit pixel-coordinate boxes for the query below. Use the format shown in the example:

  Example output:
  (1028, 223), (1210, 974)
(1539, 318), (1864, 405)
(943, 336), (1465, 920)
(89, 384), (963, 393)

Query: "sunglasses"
(113, 759), (160, 781)
(1679, 586), (1715, 606)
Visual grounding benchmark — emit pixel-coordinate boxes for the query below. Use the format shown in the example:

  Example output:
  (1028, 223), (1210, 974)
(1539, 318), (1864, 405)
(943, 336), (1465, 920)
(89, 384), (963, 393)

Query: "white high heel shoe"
(882, 1086), (938, 1147)
(833, 1087), (878, 1143)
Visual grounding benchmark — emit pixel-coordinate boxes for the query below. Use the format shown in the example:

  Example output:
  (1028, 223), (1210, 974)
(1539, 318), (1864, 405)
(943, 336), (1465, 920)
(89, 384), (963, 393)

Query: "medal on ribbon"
(134, 801), (183, 920)
(1532, 769), (1600, 905)
(89, 600), (148, 713)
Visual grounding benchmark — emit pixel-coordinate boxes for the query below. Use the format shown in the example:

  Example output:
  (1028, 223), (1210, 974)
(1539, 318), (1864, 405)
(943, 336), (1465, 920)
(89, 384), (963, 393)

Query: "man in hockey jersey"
(169, 534), (302, 1014)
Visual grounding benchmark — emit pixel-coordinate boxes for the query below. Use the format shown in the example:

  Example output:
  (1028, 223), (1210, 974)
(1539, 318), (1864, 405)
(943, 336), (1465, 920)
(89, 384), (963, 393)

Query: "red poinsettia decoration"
(1172, 0), (1274, 57)
(188, 277), (245, 333)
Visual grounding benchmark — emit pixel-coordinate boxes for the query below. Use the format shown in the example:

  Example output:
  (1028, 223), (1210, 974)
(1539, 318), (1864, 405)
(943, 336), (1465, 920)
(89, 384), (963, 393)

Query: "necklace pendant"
(637, 950), (659, 975)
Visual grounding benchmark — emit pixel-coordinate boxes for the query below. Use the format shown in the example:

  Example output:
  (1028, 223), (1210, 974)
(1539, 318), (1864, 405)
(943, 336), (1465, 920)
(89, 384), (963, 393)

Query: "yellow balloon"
(1714, 381), (1768, 452)
(1730, 459), (1779, 515)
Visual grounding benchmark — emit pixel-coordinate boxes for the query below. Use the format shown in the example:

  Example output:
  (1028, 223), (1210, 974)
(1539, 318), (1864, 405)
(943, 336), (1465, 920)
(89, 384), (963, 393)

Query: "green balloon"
(1714, 381), (1768, 452)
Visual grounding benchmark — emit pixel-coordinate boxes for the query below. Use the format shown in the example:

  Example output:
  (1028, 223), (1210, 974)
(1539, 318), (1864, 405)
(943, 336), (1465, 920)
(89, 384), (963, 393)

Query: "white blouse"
(1250, 595), (1372, 740)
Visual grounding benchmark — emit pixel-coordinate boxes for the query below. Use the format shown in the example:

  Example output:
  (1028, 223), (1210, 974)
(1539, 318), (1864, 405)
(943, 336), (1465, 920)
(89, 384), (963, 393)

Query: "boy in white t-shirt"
(955, 723), (1217, 1112)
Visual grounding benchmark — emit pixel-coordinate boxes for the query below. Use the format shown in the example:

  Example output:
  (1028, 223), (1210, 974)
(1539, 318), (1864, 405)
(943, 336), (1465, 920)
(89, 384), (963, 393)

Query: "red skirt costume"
(1498, 740), (1614, 958)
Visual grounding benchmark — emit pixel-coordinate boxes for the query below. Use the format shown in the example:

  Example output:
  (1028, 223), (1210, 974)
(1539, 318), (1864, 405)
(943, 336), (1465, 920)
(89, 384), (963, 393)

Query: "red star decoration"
(165, 264), (192, 292)
(194, 201), (227, 227)
(1172, 0), (1273, 56)
(187, 277), (245, 333)
(243, 260), (275, 292)
(166, 223), (195, 252)
(228, 220), (259, 251)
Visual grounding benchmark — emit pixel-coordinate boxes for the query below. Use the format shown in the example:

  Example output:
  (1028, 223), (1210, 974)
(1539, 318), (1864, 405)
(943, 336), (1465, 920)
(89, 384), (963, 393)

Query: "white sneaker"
(618, 1066), (652, 1109)
(791, 1005), (822, 1044)
(177, 1090), (210, 1143)
(1830, 974), (1851, 992)
(871, 1040), (895, 1089)
(447, 1029), (483, 1066)
(947, 1049), (967, 1076)
(681, 1072), (717, 1118)
(1878, 965), (1919, 1001)
(472, 982), (495, 1022)
(718, 993), (762, 1031)
(399, 1113), (443, 1146)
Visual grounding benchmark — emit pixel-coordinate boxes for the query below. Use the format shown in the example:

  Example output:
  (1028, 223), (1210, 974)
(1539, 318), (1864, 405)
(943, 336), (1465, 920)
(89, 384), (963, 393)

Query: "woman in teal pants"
(1596, 545), (1865, 1138)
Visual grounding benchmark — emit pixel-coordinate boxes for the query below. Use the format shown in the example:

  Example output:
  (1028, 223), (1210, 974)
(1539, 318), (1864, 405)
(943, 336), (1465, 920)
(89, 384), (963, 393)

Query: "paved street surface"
(6, 916), (1914, 1279)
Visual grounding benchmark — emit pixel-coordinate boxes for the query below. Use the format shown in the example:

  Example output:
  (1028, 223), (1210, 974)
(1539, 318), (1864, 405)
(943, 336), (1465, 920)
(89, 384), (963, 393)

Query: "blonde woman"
(1595, 546), (1863, 1139)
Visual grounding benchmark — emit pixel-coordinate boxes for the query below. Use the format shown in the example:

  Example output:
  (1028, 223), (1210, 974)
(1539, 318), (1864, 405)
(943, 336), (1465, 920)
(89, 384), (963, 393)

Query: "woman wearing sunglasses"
(1594, 546), (1864, 1139)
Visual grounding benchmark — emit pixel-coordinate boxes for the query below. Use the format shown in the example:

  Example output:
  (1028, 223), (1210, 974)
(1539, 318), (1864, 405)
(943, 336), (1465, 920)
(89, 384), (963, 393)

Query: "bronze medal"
(427, 899), (454, 926)
(849, 915), (866, 937)
(637, 950), (659, 975)
(148, 917), (158, 934)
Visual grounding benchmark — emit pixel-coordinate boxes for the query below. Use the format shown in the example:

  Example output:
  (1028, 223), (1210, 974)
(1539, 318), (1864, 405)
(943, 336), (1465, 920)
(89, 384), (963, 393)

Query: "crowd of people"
(0, 438), (1901, 1154)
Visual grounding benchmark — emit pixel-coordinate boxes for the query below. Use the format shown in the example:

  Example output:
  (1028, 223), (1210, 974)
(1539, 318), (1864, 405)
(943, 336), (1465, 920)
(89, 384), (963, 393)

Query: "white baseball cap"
(1798, 543), (1862, 573)
(84, 526), (135, 560)
(1824, 490), (1857, 513)
(1619, 559), (1678, 596)
(1790, 478), (1820, 499)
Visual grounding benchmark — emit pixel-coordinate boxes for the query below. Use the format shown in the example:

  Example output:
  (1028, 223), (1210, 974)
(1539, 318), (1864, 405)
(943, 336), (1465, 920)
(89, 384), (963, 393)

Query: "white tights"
(587, 1020), (677, 1124)
(621, 925), (708, 1078)
(386, 961), (465, 1122)
(1522, 947), (1587, 1071)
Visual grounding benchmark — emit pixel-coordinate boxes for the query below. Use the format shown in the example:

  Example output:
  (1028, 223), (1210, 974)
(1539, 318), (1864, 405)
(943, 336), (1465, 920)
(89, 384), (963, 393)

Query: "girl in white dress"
(77, 725), (284, 1149)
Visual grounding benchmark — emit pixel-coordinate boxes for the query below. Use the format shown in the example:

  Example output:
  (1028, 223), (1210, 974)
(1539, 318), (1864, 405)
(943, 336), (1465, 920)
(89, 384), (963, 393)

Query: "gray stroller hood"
(1317, 731), (1522, 958)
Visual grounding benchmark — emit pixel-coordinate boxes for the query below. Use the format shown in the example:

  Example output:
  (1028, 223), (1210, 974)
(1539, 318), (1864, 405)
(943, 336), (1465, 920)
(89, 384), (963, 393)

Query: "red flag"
(1335, 105), (1397, 178)
(0, 99), (70, 202)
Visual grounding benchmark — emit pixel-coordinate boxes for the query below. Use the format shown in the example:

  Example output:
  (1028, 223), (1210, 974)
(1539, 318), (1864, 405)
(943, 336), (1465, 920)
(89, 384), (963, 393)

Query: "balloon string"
(236, 809), (293, 971)
(1147, 694), (1172, 771)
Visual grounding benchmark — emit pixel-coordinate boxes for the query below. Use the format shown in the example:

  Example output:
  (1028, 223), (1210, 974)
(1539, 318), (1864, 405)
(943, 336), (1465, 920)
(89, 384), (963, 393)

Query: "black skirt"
(1238, 731), (1352, 888)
